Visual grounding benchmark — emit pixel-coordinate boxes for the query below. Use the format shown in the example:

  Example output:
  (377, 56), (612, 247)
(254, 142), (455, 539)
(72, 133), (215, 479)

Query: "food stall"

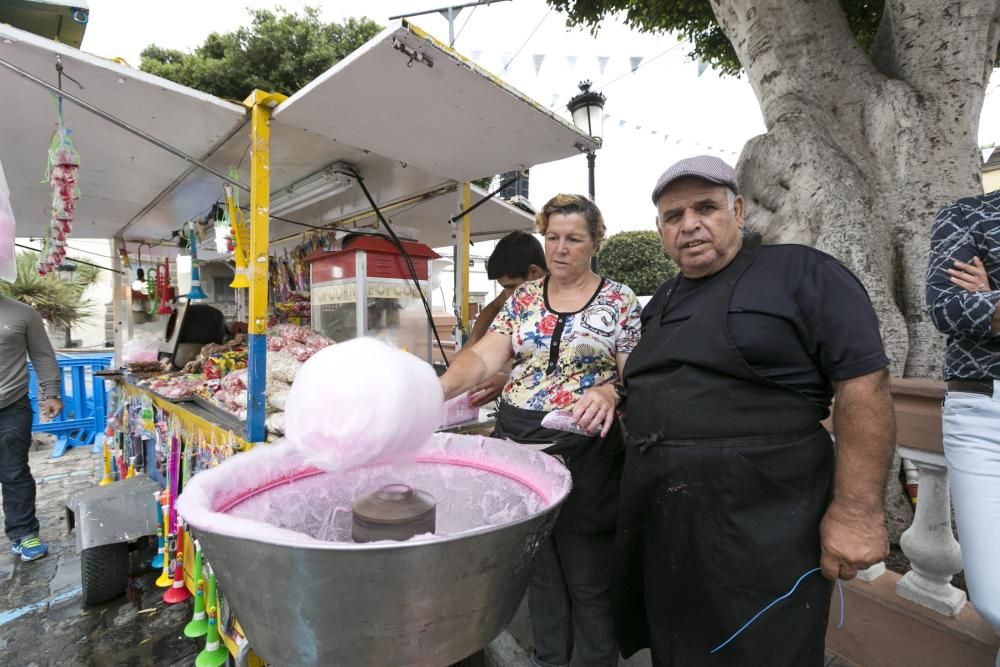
(1, 18), (598, 665)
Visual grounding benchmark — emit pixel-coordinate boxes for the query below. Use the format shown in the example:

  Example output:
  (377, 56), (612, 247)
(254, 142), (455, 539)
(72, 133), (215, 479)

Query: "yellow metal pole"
(242, 90), (287, 442)
(458, 182), (472, 344)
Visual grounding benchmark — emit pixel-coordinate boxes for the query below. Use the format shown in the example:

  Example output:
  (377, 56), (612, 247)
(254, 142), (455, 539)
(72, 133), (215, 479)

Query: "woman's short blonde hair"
(535, 194), (606, 250)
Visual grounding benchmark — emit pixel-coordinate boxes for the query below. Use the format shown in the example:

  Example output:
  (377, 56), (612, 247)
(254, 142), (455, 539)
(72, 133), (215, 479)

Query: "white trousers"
(942, 382), (1000, 664)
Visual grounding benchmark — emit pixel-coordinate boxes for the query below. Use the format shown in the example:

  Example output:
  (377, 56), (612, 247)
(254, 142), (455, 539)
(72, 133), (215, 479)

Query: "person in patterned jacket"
(440, 194), (642, 667)
(925, 190), (1000, 651)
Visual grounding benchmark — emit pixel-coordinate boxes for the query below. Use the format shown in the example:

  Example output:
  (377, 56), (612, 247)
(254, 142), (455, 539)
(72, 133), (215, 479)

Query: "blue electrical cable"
(709, 567), (845, 654)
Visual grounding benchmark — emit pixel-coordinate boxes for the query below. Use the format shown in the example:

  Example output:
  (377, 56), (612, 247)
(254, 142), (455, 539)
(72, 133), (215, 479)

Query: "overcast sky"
(79, 0), (1000, 236)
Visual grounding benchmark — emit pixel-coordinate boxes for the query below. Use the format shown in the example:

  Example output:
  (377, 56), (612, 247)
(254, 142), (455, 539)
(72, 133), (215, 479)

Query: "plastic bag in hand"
(540, 409), (598, 436)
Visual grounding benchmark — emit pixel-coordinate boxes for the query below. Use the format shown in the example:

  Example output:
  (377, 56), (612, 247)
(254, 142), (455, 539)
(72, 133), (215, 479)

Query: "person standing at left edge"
(0, 295), (62, 561)
(615, 156), (896, 666)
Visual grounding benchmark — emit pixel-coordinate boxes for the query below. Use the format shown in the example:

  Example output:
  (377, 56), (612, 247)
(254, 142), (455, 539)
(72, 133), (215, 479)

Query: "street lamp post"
(567, 80), (606, 202)
(56, 261), (77, 348)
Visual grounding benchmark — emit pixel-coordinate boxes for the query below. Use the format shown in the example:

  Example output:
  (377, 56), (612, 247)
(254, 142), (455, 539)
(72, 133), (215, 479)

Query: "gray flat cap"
(651, 155), (738, 203)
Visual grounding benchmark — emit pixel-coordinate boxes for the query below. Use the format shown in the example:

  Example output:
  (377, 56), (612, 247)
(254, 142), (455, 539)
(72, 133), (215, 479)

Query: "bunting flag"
(597, 56), (610, 74)
(501, 51), (514, 69)
(630, 56), (644, 73)
(532, 54), (546, 75)
(592, 108), (739, 156)
(566, 55), (578, 71)
(472, 50), (483, 62)
(551, 94), (561, 108)
(697, 60), (709, 77)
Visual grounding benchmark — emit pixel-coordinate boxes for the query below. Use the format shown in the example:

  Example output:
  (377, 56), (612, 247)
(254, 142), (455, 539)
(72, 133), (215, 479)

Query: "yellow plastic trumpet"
(98, 441), (113, 486)
(224, 184), (250, 289)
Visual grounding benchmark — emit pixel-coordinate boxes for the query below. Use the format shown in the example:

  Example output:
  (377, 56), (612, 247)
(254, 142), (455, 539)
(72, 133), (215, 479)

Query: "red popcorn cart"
(307, 235), (439, 362)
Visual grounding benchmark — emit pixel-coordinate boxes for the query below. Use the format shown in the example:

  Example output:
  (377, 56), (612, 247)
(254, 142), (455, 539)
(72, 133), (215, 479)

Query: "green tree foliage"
(140, 8), (382, 100)
(0, 253), (99, 329)
(545, 1), (998, 76)
(597, 230), (677, 295)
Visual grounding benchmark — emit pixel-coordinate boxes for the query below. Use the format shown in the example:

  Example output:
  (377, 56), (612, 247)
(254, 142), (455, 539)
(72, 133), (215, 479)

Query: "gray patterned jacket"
(925, 190), (1000, 380)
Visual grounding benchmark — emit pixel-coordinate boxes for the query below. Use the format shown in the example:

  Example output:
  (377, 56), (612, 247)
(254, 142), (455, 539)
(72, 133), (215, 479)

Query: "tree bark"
(710, 0), (1000, 379)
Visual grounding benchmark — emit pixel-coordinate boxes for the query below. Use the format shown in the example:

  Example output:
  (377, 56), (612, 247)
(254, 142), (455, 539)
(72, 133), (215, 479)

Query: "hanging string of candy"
(38, 56), (82, 276)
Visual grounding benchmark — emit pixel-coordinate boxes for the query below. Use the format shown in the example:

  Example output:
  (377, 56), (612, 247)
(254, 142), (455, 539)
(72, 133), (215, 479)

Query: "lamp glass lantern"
(57, 262), (77, 282)
(567, 80), (606, 142)
(132, 246), (147, 293)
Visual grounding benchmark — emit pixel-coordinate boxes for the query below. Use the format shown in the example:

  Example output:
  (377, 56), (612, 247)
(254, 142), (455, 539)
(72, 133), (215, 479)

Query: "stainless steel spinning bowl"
(184, 434), (570, 667)
(197, 506), (560, 666)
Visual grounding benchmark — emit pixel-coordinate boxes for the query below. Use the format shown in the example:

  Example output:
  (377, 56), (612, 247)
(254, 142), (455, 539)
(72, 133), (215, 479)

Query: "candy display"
(128, 360), (167, 374)
(141, 374), (205, 400)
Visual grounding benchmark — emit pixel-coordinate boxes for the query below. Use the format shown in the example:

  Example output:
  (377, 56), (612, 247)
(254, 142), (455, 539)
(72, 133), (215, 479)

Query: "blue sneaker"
(11, 536), (48, 561)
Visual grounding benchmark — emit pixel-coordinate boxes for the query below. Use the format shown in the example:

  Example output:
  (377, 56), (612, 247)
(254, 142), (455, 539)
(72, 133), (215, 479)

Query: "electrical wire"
(451, 4), (478, 46)
(592, 42), (684, 94)
(708, 568), (845, 654)
(14, 242), (123, 274)
(341, 166), (451, 367)
(503, 9), (551, 74)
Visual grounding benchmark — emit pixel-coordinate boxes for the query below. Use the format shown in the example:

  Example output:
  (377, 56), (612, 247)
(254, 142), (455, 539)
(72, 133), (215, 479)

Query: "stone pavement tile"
(48, 552), (81, 596)
(1, 443), (198, 666)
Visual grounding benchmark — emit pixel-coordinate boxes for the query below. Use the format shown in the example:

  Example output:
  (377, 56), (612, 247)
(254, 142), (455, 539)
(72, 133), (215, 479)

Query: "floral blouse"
(490, 277), (642, 411)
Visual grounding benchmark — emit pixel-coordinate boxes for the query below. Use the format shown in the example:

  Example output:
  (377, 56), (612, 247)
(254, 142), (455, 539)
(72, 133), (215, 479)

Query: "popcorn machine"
(308, 235), (439, 361)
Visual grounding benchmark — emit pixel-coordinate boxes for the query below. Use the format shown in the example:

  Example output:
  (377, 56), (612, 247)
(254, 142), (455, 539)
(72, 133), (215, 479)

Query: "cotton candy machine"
(177, 432), (571, 667)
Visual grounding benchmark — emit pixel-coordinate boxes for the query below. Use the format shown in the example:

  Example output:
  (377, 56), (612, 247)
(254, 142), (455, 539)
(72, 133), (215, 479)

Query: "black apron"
(615, 235), (835, 666)
(494, 402), (625, 534)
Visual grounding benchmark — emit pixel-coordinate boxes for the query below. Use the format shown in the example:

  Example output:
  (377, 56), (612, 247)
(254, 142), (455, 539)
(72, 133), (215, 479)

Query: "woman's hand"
(572, 385), (619, 438)
(947, 257), (991, 293)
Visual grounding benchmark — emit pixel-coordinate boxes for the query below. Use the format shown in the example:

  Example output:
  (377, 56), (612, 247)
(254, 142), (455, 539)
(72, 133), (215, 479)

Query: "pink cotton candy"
(285, 337), (444, 472)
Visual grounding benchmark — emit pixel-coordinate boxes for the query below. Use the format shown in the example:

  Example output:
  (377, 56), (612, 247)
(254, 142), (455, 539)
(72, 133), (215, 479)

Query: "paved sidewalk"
(0, 440), (197, 666)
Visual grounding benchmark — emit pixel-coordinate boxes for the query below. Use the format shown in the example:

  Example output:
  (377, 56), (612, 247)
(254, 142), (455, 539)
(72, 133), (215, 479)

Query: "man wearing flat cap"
(613, 156), (895, 665)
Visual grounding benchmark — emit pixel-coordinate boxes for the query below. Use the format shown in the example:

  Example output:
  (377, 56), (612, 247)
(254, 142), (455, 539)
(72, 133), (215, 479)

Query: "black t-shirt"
(641, 243), (889, 413)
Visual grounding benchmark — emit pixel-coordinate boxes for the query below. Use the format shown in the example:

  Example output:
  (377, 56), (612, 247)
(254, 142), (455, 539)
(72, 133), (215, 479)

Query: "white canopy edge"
(273, 21), (599, 183)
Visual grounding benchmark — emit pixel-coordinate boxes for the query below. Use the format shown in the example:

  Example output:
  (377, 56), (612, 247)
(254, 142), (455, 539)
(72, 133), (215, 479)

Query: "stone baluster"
(895, 447), (966, 616)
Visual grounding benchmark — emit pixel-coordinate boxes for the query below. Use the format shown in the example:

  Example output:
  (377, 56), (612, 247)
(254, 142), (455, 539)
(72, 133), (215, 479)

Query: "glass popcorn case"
(308, 235), (439, 362)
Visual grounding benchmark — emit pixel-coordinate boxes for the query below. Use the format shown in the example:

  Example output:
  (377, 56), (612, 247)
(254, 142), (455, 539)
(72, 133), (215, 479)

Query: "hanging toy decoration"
(224, 183), (250, 289)
(187, 223), (208, 300)
(146, 266), (159, 316)
(157, 257), (173, 315)
(38, 56), (81, 275)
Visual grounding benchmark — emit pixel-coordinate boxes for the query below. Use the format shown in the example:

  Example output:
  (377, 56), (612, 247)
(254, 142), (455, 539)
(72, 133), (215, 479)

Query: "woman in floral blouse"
(441, 194), (641, 667)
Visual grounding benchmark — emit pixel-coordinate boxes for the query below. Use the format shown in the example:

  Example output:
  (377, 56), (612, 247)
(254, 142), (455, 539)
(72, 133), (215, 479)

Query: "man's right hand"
(41, 398), (63, 422)
(468, 372), (507, 408)
(818, 500), (889, 581)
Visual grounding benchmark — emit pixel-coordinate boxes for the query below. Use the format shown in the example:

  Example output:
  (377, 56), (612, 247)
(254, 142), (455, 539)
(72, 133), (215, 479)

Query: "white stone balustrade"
(895, 447), (967, 616)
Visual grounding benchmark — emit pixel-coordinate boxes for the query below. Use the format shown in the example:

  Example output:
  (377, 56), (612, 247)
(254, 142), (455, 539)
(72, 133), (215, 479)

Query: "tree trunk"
(710, 0), (1000, 379)
(708, 0), (1000, 541)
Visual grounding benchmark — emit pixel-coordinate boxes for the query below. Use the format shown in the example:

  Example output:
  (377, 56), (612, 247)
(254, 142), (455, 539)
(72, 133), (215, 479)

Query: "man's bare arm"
(820, 367), (896, 581)
(469, 292), (508, 345)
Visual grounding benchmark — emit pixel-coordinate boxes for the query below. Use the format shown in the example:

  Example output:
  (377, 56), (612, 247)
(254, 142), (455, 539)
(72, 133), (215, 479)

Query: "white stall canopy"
(1, 19), (595, 245)
(0, 23), (247, 240)
(274, 22), (600, 182)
